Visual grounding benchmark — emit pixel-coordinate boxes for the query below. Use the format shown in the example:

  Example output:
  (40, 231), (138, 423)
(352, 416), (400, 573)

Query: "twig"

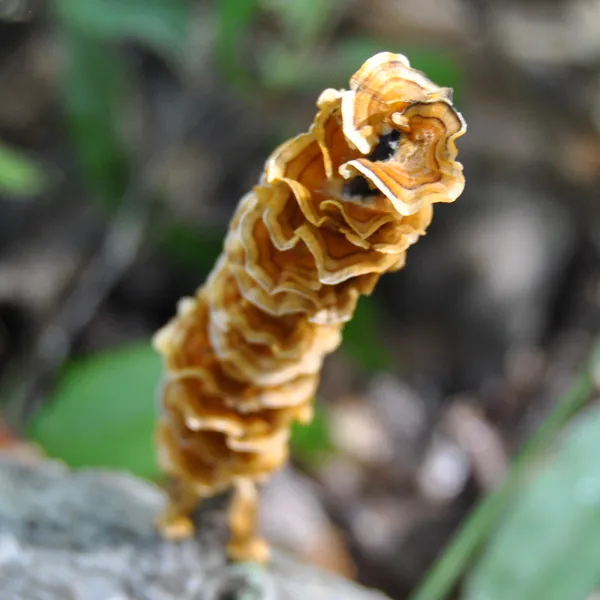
(5, 182), (158, 429)
(2, 51), (189, 430)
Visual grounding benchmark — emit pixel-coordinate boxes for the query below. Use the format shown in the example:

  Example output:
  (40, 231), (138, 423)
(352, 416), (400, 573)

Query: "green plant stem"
(409, 341), (600, 600)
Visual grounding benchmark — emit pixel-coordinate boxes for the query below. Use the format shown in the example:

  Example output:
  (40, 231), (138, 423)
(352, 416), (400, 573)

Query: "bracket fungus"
(154, 52), (466, 563)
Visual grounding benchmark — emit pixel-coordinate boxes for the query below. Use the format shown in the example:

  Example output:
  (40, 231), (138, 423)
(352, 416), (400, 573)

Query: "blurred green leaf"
(333, 37), (387, 76)
(260, 39), (463, 98)
(408, 48), (463, 100)
(342, 296), (392, 372)
(216, 0), (259, 88)
(62, 32), (128, 208)
(466, 405), (600, 600)
(258, 45), (325, 91)
(27, 336), (333, 476)
(54, 0), (190, 208)
(261, 0), (333, 45)
(291, 402), (333, 466)
(0, 142), (46, 196)
(161, 223), (226, 273)
(410, 347), (600, 600)
(27, 341), (161, 480)
(54, 0), (189, 58)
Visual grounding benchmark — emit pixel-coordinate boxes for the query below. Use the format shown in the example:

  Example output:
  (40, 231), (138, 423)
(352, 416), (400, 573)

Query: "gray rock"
(0, 455), (390, 600)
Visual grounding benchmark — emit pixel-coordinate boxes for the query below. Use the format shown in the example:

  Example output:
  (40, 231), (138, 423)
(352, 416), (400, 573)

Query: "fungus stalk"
(154, 52), (466, 563)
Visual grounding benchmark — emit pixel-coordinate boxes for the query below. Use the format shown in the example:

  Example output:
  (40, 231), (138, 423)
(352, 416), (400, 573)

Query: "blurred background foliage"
(1, 0), (600, 599)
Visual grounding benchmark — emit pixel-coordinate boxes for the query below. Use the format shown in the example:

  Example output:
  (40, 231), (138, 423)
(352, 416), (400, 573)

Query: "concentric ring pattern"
(154, 52), (466, 563)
